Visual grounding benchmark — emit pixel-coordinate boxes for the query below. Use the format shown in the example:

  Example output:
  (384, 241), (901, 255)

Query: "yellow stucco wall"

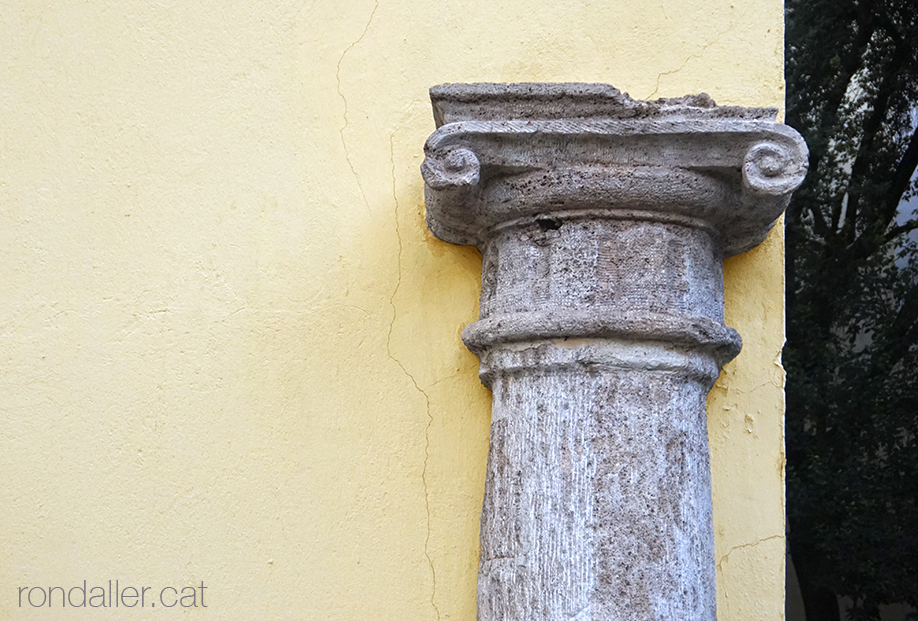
(0, 1), (786, 619)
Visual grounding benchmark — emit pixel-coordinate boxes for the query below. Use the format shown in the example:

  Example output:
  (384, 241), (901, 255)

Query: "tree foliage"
(784, 0), (918, 618)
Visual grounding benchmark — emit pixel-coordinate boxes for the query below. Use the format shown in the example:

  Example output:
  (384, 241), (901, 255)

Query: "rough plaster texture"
(1, 2), (787, 620)
(422, 84), (806, 620)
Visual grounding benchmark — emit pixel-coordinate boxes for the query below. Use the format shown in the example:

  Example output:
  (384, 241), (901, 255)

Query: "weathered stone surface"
(422, 83), (807, 256)
(480, 369), (715, 620)
(421, 83), (807, 621)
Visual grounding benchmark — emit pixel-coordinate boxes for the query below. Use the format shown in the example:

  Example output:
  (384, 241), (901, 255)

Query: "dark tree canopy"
(784, 0), (918, 619)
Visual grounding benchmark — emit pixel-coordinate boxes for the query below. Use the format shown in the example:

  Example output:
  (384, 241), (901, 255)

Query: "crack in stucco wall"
(716, 533), (785, 571)
(387, 133), (441, 621)
(646, 15), (740, 99)
(335, 6), (441, 609)
(335, 1), (379, 217)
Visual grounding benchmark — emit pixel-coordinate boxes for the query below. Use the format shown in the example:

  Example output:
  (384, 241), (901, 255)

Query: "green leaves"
(785, 0), (918, 617)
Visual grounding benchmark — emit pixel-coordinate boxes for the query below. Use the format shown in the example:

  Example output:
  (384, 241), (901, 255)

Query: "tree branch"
(885, 219), (918, 243)
(881, 126), (918, 225)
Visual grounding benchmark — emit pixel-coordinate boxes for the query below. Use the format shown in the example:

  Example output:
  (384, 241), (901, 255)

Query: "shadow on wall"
(786, 553), (917, 621)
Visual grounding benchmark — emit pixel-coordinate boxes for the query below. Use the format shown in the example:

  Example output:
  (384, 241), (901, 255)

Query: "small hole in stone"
(537, 217), (562, 231)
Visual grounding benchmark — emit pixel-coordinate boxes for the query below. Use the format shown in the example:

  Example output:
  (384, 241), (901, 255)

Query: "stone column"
(421, 84), (807, 621)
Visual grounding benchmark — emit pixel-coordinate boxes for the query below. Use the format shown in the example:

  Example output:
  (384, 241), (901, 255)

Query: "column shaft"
(480, 365), (715, 620)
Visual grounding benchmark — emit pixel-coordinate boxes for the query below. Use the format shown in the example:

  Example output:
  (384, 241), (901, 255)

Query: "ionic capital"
(422, 83), (807, 256)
